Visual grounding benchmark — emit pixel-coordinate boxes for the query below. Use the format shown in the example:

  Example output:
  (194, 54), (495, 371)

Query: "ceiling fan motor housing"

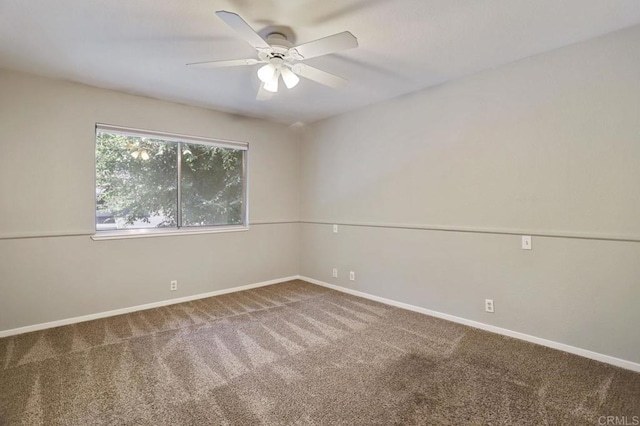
(267, 33), (292, 48)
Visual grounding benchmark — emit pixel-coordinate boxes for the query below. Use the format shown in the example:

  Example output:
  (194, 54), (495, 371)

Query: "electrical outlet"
(332, 268), (338, 278)
(170, 280), (178, 291)
(333, 224), (338, 233)
(522, 235), (532, 250)
(349, 271), (355, 281)
(485, 299), (494, 313)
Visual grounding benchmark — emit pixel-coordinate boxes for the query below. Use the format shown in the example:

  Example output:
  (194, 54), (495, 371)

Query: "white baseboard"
(4, 274), (638, 373)
(299, 276), (640, 373)
(0, 276), (299, 338)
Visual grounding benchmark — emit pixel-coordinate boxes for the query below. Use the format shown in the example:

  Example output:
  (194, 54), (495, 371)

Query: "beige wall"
(299, 26), (640, 363)
(0, 69), (299, 331)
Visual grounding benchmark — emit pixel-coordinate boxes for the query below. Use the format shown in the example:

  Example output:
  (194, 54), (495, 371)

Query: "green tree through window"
(96, 128), (246, 231)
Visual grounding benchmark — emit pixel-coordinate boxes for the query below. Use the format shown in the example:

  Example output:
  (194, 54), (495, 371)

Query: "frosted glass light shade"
(264, 71), (280, 92)
(257, 63), (277, 84)
(281, 68), (300, 89)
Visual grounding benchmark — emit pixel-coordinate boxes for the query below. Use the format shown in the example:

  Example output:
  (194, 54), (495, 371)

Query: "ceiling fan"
(187, 11), (358, 100)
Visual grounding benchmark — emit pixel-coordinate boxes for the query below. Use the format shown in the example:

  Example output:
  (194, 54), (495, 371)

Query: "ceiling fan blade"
(291, 64), (348, 88)
(187, 58), (259, 68)
(215, 11), (271, 51)
(290, 31), (358, 60)
(256, 83), (274, 101)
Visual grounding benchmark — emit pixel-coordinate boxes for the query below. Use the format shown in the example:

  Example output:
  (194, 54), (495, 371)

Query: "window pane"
(180, 144), (244, 227)
(96, 132), (178, 230)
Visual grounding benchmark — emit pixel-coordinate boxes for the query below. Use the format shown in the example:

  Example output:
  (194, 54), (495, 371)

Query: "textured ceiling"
(1, 0), (640, 124)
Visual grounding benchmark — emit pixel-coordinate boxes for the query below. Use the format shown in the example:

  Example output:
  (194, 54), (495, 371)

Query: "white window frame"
(92, 124), (249, 240)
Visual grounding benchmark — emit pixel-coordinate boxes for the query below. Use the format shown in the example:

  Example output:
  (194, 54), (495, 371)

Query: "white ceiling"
(1, 0), (640, 125)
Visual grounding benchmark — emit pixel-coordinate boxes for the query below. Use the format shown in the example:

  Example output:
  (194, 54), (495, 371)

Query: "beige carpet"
(0, 280), (638, 425)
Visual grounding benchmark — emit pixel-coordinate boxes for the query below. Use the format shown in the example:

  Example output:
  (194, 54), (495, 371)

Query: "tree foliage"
(181, 142), (244, 226)
(96, 132), (243, 228)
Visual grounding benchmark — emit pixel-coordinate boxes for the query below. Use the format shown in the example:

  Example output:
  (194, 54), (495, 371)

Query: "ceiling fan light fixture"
(257, 63), (277, 84)
(281, 67), (300, 89)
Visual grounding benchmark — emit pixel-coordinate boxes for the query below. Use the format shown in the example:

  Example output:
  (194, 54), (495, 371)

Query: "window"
(95, 124), (248, 236)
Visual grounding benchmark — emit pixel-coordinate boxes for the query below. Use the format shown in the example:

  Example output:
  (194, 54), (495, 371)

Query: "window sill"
(91, 225), (249, 241)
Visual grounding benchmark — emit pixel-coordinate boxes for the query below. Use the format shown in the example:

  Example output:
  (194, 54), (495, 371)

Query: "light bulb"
(264, 70), (280, 93)
(281, 68), (300, 89)
(257, 63), (276, 84)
